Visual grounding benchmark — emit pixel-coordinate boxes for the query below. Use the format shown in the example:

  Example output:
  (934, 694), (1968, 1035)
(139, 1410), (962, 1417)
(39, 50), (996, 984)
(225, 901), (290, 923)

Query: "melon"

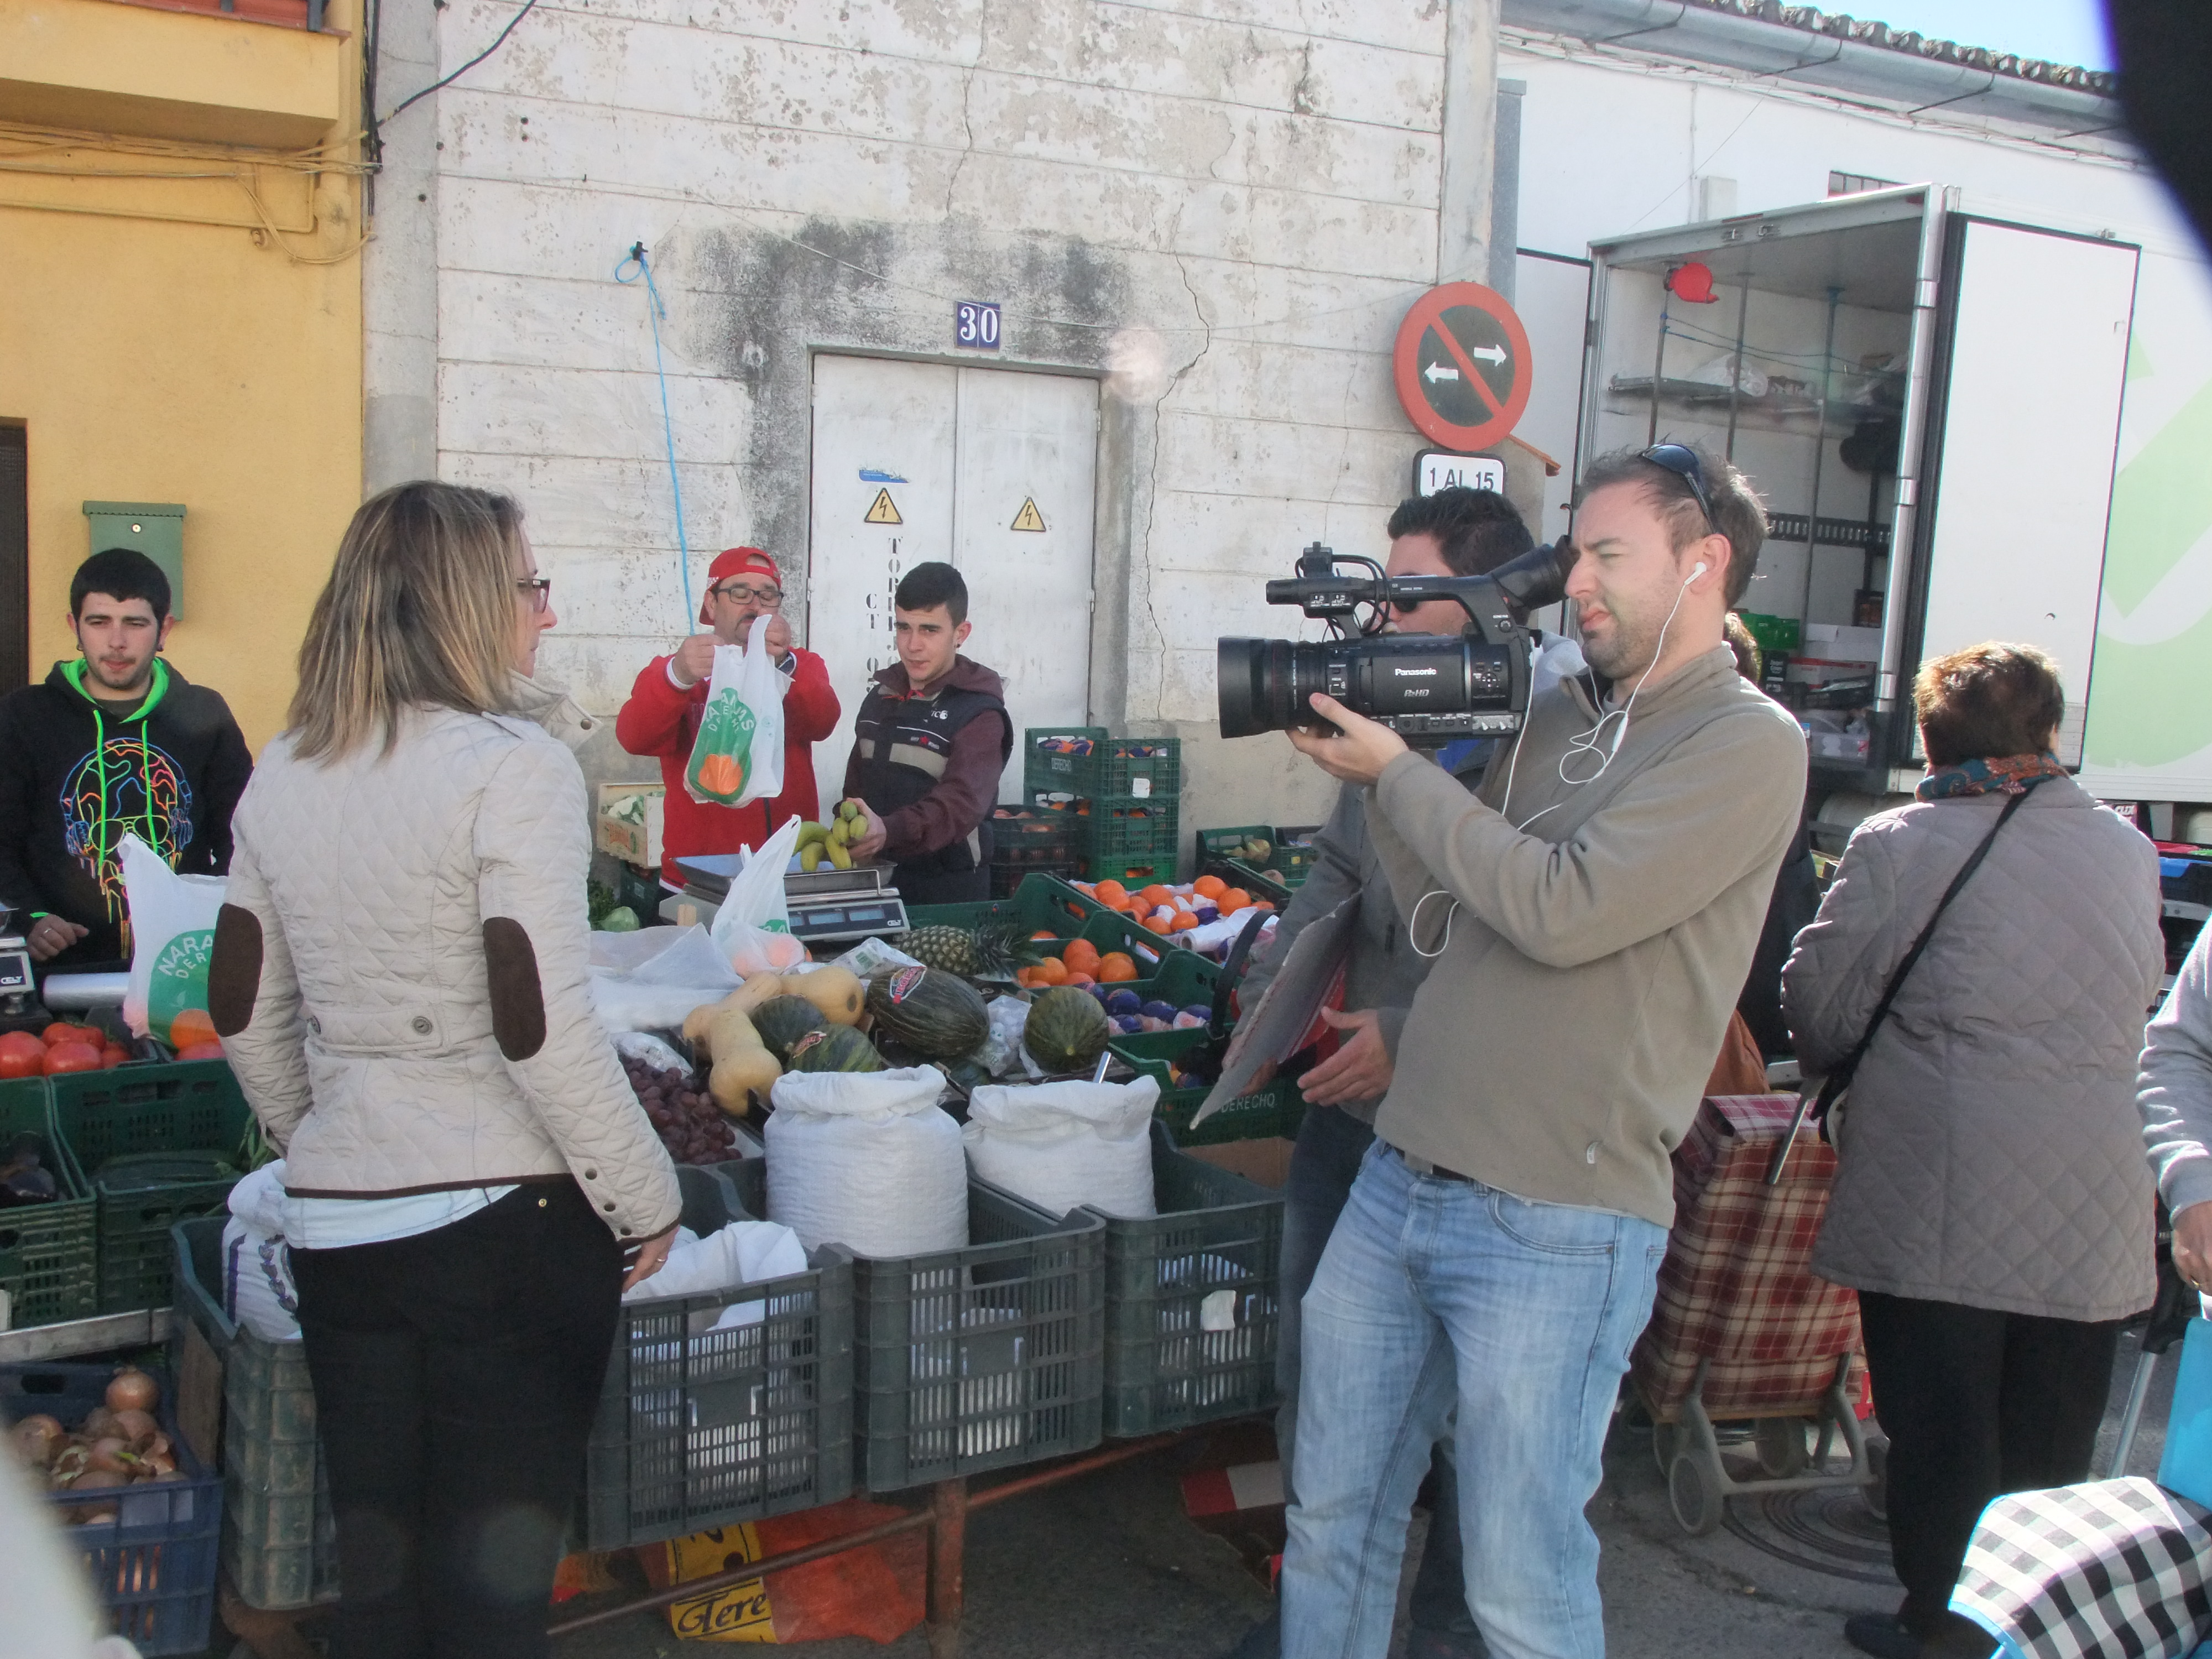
(1024, 985), (1113, 1076)
(750, 995), (830, 1062)
(864, 966), (989, 1060)
(782, 1024), (888, 1073)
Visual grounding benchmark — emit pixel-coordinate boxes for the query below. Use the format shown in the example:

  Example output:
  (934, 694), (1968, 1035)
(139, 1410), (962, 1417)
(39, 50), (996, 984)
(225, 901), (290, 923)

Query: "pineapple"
(896, 923), (1037, 980)
(899, 925), (979, 975)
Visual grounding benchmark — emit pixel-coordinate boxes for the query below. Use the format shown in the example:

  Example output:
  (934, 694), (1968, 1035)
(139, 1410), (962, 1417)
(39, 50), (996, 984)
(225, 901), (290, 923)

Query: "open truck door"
(1578, 188), (2140, 797)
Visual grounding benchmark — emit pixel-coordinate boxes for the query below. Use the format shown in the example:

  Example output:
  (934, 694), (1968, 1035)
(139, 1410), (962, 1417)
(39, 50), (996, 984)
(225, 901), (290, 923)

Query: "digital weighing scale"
(659, 852), (910, 945)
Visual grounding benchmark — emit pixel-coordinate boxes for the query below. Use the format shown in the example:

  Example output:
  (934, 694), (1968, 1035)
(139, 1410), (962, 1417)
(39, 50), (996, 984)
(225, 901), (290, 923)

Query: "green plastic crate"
(723, 1157), (1105, 1494)
(95, 1151), (239, 1313)
(0, 1076), (96, 1327)
(582, 1166), (855, 1550)
(1078, 801), (1179, 874)
(902, 872), (1099, 941)
(1093, 1123), (1284, 1436)
(172, 1216), (333, 1611)
(1026, 728), (1182, 804)
(1109, 1029), (1305, 1146)
(1201, 858), (1292, 910)
(1197, 824), (1319, 893)
(51, 1058), (252, 1171)
(1738, 612), (1802, 655)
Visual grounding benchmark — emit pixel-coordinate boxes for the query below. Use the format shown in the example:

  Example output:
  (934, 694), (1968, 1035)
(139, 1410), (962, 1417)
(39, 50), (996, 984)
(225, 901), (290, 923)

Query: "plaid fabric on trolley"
(1952, 1478), (2212, 1659)
(1629, 1094), (1863, 1422)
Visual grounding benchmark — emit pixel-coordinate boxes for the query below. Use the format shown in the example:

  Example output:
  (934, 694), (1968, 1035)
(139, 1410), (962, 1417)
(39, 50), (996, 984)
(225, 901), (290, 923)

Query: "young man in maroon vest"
(842, 562), (1010, 905)
(616, 547), (841, 885)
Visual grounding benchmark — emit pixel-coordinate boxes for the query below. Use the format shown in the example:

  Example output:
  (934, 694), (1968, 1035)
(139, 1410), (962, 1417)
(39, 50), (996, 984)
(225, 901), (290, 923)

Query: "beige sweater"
(1365, 646), (1806, 1228)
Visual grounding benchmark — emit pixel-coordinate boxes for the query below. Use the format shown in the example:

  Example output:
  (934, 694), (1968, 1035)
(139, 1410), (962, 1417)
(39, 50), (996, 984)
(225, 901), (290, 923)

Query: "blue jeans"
(1281, 1142), (1666, 1659)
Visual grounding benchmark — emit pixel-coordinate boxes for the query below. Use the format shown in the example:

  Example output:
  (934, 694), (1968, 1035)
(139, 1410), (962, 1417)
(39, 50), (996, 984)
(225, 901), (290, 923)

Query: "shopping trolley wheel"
(1652, 1421), (1677, 1479)
(1668, 1451), (1724, 1537)
(1863, 1438), (1889, 1521)
(1755, 1417), (1809, 1478)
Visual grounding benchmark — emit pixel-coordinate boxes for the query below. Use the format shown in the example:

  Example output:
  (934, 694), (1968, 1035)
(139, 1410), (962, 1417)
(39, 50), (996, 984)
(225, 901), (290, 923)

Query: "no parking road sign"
(1392, 282), (1533, 453)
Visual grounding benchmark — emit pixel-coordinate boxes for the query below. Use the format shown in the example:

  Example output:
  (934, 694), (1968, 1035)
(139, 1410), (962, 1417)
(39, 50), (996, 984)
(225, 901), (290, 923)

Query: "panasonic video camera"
(1216, 540), (1571, 744)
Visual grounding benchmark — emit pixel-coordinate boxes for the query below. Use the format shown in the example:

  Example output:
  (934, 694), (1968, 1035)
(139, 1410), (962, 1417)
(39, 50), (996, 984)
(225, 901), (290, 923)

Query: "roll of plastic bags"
(766, 1066), (967, 1256)
(963, 1076), (1160, 1219)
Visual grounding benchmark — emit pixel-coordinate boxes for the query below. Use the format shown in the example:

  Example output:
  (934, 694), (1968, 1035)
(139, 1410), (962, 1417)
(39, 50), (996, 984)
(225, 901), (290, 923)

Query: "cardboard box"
(1183, 1136), (1293, 1190)
(1799, 623), (1883, 663)
(596, 784), (665, 868)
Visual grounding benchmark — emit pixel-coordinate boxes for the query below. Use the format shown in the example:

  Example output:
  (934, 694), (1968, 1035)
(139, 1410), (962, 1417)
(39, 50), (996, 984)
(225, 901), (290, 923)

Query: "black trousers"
(291, 1180), (622, 1659)
(1858, 1290), (2121, 1633)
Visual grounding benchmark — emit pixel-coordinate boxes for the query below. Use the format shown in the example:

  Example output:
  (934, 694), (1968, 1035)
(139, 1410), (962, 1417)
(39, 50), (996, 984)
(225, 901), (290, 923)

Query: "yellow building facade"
(0, 0), (364, 749)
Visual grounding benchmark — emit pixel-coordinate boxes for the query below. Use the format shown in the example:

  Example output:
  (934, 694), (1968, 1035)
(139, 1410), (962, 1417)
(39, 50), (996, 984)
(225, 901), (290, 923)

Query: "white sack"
(222, 1163), (301, 1342)
(766, 1065), (967, 1256)
(963, 1077), (1160, 1218)
(623, 1215), (810, 1330)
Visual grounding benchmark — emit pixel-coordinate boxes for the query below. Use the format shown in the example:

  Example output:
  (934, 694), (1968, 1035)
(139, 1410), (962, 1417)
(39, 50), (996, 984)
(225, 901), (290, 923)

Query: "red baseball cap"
(700, 546), (782, 625)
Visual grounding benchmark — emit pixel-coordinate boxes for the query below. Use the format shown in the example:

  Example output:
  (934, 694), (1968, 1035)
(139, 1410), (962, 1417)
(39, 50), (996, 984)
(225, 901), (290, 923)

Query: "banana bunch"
(796, 800), (870, 871)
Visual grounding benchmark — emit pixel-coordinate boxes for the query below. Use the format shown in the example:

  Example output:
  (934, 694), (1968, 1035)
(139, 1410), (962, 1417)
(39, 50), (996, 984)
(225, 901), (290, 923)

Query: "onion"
(108, 1409), (159, 1448)
(79, 1406), (118, 1441)
(10, 1415), (63, 1468)
(86, 1437), (135, 1475)
(48, 1443), (91, 1485)
(105, 1369), (159, 1413)
(66, 1469), (124, 1525)
(142, 1449), (178, 1476)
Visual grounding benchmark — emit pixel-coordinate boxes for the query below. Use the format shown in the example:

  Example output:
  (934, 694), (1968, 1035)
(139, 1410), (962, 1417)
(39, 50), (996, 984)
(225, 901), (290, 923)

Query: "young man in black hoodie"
(0, 549), (252, 968)
(841, 561), (1012, 905)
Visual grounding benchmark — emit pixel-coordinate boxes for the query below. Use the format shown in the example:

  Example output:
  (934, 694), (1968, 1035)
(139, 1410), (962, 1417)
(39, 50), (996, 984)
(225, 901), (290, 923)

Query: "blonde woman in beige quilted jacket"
(1782, 643), (2161, 1659)
(209, 481), (681, 1659)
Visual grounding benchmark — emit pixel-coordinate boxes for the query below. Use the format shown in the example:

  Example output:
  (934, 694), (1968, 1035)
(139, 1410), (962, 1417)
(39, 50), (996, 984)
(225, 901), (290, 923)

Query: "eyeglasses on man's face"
(1639, 443), (1717, 533)
(515, 576), (552, 614)
(712, 581), (783, 608)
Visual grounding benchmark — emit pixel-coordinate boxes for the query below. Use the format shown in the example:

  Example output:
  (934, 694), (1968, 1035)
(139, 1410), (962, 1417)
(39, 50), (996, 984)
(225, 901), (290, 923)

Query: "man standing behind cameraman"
(1278, 446), (1806, 1659)
(1223, 487), (1533, 1659)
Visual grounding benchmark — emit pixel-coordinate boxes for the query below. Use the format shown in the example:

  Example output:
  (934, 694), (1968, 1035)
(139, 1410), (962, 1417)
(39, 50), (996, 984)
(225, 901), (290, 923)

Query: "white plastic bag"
(711, 816), (807, 976)
(765, 1065), (968, 1257)
(963, 1077), (1161, 1218)
(683, 614), (786, 807)
(120, 832), (226, 1042)
(222, 1163), (301, 1342)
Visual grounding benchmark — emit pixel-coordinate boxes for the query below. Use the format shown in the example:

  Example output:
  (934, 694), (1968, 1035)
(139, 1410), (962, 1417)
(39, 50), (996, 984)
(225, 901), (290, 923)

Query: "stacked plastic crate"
(1022, 727), (1182, 889)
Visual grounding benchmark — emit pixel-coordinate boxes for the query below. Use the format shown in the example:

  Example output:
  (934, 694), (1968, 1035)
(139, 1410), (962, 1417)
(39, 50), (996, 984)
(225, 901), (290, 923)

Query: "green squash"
(865, 966), (990, 1060)
(782, 1024), (888, 1074)
(749, 995), (831, 1062)
(1024, 985), (1113, 1076)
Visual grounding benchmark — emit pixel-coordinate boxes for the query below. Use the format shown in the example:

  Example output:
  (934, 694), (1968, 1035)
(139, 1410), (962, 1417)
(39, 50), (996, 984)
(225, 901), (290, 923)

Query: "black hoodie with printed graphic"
(0, 659), (253, 968)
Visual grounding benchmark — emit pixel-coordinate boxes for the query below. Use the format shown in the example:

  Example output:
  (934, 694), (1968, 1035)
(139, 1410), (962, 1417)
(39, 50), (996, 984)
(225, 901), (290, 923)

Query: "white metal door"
(1914, 218), (2139, 765)
(807, 358), (1098, 812)
(950, 367), (1098, 803)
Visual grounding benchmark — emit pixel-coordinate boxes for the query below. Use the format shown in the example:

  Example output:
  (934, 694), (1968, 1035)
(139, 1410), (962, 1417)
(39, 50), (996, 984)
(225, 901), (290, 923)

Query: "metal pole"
(1724, 277), (1751, 461)
(2109, 1349), (2164, 1477)
(1648, 300), (1668, 447)
(927, 1479), (970, 1659)
(1798, 287), (1842, 624)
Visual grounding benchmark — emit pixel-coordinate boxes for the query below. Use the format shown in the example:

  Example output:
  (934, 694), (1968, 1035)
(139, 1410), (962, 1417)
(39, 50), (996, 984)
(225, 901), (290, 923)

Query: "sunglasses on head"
(1639, 443), (1717, 533)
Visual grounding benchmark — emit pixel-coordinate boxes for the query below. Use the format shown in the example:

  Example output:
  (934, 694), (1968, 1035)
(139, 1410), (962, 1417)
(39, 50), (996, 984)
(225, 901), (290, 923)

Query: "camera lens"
(1217, 639), (1297, 738)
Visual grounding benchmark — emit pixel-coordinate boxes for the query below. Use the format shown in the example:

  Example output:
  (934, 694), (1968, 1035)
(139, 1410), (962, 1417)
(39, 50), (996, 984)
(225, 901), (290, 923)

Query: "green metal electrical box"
(81, 501), (185, 619)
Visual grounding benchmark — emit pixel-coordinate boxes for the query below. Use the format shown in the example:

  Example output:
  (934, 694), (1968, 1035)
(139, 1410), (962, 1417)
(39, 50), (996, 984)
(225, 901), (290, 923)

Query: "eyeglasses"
(1639, 443), (1717, 533)
(712, 581), (783, 607)
(515, 576), (552, 614)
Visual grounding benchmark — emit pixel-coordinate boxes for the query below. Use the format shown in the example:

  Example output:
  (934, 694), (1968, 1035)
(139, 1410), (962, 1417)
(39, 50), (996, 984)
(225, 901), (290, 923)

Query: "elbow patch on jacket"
(482, 917), (548, 1061)
(208, 905), (264, 1037)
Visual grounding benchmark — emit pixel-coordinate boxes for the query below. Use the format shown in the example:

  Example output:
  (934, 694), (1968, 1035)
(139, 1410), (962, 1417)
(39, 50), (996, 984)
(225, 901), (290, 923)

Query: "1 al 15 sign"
(955, 301), (1001, 349)
(1414, 450), (1504, 497)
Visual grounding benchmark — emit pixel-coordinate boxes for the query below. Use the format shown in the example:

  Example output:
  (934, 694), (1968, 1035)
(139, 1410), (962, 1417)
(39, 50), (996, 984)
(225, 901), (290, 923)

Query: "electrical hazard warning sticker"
(864, 489), (903, 525)
(1010, 498), (1046, 533)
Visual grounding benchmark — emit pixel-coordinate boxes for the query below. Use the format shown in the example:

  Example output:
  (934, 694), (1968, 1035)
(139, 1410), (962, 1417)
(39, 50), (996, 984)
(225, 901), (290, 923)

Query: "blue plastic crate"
(0, 1360), (221, 1655)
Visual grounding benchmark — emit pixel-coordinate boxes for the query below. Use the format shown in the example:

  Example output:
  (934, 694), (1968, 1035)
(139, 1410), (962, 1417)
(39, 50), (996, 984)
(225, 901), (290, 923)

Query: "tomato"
(101, 1046), (131, 1069)
(43, 1041), (104, 1075)
(0, 1044), (41, 1080)
(43, 1021), (101, 1048)
(174, 1042), (224, 1062)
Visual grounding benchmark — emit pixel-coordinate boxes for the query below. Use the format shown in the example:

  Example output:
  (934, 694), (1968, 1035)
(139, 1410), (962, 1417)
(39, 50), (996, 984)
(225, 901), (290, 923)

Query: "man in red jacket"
(616, 547), (841, 886)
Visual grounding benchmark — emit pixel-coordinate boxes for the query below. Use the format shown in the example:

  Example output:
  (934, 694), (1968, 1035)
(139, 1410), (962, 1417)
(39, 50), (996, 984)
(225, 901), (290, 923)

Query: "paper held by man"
(1191, 895), (1357, 1126)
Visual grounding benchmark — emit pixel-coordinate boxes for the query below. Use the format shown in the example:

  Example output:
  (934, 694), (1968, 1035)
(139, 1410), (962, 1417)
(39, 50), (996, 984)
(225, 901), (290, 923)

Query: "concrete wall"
(378, 0), (1501, 838)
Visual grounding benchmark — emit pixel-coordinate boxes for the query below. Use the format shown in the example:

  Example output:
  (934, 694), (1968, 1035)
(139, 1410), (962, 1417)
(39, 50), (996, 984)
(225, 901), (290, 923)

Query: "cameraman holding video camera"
(1276, 445), (1806, 1659)
(1221, 487), (1533, 1659)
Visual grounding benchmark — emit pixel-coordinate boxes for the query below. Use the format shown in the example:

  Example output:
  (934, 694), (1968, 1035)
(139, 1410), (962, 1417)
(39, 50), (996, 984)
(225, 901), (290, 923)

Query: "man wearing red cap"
(616, 547), (841, 885)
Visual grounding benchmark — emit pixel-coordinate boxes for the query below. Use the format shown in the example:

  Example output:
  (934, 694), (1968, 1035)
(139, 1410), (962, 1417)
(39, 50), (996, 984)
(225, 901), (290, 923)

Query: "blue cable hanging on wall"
(615, 242), (694, 625)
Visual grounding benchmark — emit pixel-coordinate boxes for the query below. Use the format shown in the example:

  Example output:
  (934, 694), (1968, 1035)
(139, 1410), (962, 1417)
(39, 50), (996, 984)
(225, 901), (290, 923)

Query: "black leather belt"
(1396, 1146), (1475, 1183)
